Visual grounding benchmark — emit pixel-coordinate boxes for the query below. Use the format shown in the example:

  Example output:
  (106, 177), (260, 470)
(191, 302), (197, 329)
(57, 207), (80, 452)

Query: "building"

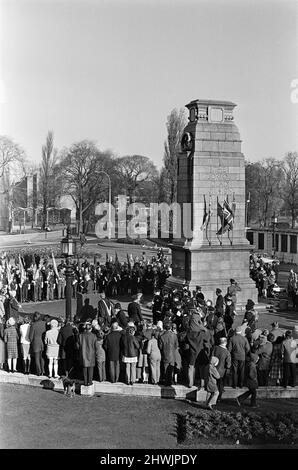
(247, 225), (298, 264)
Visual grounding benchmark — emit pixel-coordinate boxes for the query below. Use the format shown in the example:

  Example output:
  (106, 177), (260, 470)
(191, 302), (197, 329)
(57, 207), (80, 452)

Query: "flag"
(5, 256), (12, 286)
(127, 253), (131, 270)
(115, 252), (121, 270)
(200, 194), (212, 231)
(18, 255), (26, 285)
(224, 198), (234, 229)
(52, 252), (59, 278)
(232, 193), (236, 216)
(216, 199), (234, 235)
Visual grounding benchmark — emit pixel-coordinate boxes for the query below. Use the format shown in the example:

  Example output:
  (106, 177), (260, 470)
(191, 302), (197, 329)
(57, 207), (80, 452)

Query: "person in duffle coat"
(158, 321), (178, 386)
(79, 320), (97, 386)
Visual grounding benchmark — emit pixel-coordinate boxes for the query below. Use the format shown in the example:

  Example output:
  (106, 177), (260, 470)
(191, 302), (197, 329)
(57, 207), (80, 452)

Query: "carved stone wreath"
(181, 132), (193, 152)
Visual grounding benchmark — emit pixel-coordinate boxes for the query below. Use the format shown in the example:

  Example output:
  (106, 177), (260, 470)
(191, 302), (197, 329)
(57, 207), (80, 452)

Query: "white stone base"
(80, 384), (95, 396)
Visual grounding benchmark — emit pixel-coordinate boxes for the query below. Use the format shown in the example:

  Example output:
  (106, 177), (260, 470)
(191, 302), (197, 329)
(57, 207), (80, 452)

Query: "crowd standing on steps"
(1, 277), (298, 410)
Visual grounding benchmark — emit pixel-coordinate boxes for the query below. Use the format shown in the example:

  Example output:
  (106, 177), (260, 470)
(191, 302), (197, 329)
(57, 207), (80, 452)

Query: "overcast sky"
(0, 0), (297, 169)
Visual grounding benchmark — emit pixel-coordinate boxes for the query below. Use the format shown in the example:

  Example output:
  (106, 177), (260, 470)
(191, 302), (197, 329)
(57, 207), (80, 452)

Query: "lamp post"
(271, 212), (278, 257)
(61, 226), (76, 322)
(95, 170), (112, 239)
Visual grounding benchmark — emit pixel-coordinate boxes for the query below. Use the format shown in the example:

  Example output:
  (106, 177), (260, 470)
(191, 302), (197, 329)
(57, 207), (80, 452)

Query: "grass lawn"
(1, 383), (298, 449)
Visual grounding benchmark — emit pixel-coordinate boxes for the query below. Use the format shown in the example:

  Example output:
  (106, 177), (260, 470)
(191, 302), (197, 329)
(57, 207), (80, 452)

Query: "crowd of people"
(249, 253), (280, 299)
(0, 248), (171, 313)
(1, 273), (298, 410)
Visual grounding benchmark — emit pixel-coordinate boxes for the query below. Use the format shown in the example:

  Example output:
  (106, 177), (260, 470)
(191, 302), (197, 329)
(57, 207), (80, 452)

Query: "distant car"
(45, 226), (51, 232)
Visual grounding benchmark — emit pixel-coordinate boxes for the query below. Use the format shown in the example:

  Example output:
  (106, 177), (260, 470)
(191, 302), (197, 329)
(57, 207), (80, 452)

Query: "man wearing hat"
(215, 288), (224, 317)
(127, 293), (143, 326)
(227, 279), (241, 311)
(195, 286), (205, 304)
(228, 326), (250, 388)
(270, 322), (284, 342)
(152, 289), (163, 325)
(158, 321), (178, 386)
(244, 299), (258, 331)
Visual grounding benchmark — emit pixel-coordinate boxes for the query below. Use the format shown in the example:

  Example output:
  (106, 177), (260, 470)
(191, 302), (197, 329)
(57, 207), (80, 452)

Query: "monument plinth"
(167, 99), (258, 305)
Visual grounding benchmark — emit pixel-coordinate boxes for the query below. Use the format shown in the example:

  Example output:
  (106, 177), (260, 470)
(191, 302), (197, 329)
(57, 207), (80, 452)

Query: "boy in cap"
(236, 352), (259, 408)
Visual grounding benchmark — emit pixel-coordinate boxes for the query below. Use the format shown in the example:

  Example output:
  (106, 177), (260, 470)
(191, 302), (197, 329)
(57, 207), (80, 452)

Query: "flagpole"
(232, 192), (235, 246)
(216, 196), (222, 245)
(221, 197), (224, 246)
(206, 193), (211, 246)
(226, 194), (232, 245)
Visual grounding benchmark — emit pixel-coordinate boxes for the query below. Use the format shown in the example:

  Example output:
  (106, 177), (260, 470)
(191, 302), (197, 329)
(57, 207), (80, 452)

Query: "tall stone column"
(167, 99), (258, 305)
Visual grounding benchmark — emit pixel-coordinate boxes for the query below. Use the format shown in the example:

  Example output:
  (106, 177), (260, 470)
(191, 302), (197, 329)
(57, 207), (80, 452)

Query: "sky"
(0, 0), (297, 170)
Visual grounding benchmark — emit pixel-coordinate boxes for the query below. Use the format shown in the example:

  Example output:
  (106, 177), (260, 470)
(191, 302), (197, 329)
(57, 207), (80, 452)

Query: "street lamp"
(61, 226), (76, 322)
(271, 212), (278, 257)
(94, 170), (112, 239)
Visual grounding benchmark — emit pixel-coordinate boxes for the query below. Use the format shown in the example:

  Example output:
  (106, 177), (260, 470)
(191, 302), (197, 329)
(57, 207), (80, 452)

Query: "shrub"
(177, 410), (298, 445)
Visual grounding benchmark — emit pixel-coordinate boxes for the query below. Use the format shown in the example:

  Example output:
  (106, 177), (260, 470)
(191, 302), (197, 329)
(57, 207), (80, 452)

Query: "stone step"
(1, 370), (298, 401)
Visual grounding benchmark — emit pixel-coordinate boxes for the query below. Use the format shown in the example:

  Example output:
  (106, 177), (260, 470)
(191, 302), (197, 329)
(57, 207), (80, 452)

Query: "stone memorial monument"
(167, 99), (258, 305)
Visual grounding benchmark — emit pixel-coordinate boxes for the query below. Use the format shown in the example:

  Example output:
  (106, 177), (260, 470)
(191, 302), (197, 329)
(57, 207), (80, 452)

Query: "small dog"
(61, 376), (76, 398)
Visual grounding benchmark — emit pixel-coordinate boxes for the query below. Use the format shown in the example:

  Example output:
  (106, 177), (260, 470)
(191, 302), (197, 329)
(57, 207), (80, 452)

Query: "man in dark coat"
(6, 290), (22, 322)
(215, 288), (224, 317)
(80, 298), (95, 322)
(158, 321), (178, 386)
(114, 303), (128, 330)
(103, 322), (122, 382)
(29, 312), (47, 376)
(151, 289), (163, 325)
(185, 316), (208, 388)
(213, 337), (231, 400)
(57, 321), (77, 376)
(228, 326), (250, 388)
(127, 293), (143, 326)
(195, 286), (205, 303)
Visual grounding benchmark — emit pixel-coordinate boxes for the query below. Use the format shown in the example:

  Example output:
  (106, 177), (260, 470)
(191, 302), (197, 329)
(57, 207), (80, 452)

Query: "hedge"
(177, 410), (298, 445)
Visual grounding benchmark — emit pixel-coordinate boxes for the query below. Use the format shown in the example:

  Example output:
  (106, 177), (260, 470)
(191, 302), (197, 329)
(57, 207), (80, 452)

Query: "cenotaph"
(167, 99), (258, 305)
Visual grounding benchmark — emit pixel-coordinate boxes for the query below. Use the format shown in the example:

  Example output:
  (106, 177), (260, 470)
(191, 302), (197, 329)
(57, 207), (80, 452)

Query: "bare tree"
(59, 140), (112, 234)
(281, 151), (298, 228)
(114, 155), (159, 201)
(39, 131), (61, 229)
(245, 158), (284, 226)
(162, 108), (186, 203)
(0, 135), (26, 179)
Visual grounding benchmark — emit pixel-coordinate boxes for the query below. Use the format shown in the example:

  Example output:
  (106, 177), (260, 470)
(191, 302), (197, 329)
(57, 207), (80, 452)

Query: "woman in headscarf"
(4, 317), (19, 372)
(45, 319), (60, 378)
